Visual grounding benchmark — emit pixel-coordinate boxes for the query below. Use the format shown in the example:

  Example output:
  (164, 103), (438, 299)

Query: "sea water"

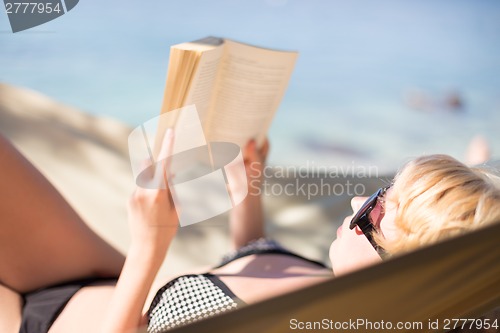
(1, 0), (499, 174)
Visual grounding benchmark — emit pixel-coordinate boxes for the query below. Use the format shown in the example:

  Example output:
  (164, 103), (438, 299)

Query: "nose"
(351, 196), (368, 213)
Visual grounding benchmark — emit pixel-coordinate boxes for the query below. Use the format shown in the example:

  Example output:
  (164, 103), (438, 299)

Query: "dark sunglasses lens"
(349, 189), (381, 229)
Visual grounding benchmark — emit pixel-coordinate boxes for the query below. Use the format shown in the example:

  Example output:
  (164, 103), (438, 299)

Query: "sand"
(0, 83), (389, 281)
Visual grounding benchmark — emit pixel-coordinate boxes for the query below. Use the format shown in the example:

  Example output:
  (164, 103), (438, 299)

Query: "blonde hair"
(376, 154), (500, 255)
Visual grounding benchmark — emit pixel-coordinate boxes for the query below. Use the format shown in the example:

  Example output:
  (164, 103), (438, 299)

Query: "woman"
(0, 131), (499, 333)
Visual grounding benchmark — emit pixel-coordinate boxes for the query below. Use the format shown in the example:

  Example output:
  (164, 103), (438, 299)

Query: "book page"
(161, 37), (224, 114)
(183, 38), (225, 129)
(161, 48), (198, 114)
(156, 38), (224, 155)
(205, 39), (298, 147)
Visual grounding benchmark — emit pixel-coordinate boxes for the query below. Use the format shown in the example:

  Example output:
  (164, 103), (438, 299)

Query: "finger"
(259, 138), (270, 162)
(157, 128), (175, 161)
(155, 128), (175, 188)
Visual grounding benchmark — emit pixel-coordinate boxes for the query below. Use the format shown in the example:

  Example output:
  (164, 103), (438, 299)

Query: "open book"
(159, 36), (298, 148)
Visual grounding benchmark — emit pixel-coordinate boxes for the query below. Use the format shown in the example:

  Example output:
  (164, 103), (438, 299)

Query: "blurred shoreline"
(3, 1), (500, 171)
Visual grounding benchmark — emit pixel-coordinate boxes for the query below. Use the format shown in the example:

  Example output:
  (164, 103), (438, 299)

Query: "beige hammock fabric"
(161, 221), (500, 333)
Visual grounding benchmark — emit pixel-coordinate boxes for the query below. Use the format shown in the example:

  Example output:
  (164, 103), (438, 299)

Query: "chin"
(329, 241), (370, 276)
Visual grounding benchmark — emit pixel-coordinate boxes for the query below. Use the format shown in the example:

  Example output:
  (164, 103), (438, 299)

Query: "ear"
(354, 225), (364, 235)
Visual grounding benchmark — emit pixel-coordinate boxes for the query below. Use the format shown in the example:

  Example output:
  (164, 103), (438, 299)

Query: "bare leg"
(0, 135), (125, 293)
(0, 284), (22, 333)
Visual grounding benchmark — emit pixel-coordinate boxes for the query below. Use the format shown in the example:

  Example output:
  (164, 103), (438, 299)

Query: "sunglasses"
(349, 186), (391, 257)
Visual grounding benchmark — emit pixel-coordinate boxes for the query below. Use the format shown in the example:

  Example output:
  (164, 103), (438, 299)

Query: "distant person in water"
(404, 89), (464, 112)
(444, 91), (464, 111)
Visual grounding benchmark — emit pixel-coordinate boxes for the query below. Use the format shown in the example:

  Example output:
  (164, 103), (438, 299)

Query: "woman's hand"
(127, 128), (179, 257)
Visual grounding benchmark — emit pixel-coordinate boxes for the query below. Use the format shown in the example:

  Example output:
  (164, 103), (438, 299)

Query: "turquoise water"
(1, 0), (499, 172)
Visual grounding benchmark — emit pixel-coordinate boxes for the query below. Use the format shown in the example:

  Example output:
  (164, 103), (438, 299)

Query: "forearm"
(101, 243), (171, 333)
(230, 192), (265, 249)
(228, 138), (269, 249)
(102, 128), (178, 332)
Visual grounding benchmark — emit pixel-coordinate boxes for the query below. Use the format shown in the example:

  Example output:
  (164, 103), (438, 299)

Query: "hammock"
(165, 221), (500, 333)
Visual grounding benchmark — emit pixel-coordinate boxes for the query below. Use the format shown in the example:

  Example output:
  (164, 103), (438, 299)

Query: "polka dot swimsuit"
(147, 274), (244, 332)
